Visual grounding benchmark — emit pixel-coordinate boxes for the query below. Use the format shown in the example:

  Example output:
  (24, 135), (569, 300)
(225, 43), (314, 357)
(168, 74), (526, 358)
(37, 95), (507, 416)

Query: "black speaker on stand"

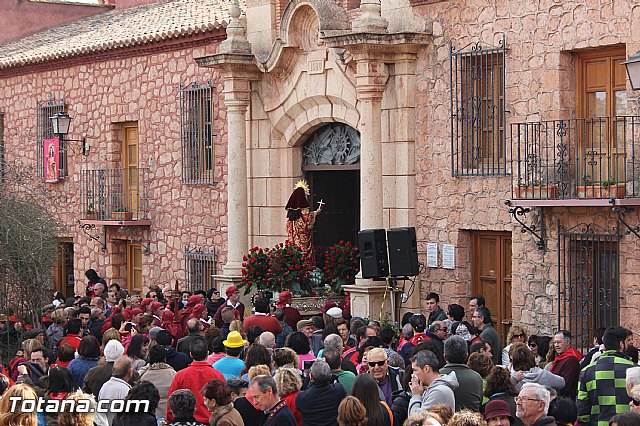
(357, 229), (389, 278)
(387, 227), (419, 277)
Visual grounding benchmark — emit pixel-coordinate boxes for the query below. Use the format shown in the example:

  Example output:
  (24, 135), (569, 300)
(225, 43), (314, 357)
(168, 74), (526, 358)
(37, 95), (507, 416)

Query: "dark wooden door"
(472, 232), (512, 342)
(307, 170), (360, 251)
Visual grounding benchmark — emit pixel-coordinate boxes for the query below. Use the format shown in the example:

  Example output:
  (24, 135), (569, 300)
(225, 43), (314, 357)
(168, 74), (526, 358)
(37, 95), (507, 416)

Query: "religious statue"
(285, 179), (324, 264)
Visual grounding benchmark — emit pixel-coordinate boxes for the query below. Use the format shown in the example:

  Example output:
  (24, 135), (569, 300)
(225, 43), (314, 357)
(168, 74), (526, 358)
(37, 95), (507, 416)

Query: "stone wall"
(407, 0), (640, 334)
(0, 40), (227, 295)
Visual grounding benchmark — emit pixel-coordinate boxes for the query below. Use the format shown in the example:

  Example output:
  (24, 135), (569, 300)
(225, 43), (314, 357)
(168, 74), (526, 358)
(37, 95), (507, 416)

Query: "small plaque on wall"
(426, 243), (438, 268)
(442, 244), (455, 269)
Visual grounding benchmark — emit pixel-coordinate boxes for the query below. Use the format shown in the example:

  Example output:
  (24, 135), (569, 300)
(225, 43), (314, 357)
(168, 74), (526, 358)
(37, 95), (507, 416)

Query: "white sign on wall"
(442, 244), (455, 269)
(426, 243), (438, 268)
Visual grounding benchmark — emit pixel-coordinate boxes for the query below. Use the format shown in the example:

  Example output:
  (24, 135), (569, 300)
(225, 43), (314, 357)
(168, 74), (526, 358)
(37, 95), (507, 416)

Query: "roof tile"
(0, 0), (242, 69)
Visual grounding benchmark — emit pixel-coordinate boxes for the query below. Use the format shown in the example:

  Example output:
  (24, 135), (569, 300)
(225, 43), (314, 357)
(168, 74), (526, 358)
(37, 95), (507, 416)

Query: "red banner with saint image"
(43, 138), (60, 183)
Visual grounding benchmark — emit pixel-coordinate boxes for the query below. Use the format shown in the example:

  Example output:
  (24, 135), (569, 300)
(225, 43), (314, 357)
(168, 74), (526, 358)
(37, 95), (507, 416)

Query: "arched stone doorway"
(302, 123), (360, 252)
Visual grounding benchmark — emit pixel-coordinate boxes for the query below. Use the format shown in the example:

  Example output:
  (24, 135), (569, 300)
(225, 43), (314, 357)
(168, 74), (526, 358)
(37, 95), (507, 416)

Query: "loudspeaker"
(358, 229), (389, 278)
(387, 227), (419, 277)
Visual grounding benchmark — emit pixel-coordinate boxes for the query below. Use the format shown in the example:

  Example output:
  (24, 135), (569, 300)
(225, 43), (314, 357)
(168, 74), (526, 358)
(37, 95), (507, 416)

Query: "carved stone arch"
(259, 0), (349, 72)
(279, 0), (350, 41)
(270, 95), (360, 147)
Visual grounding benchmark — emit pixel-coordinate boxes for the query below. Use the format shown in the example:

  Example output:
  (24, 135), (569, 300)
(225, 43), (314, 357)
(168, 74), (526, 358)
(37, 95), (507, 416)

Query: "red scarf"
(552, 347), (583, 371)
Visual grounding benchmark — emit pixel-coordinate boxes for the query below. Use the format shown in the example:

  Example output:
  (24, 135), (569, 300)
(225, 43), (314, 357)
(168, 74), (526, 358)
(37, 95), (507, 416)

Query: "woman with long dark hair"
(241, 344), (271, 380)
(67, 336), (101, 386)
(42, 366), (79, 426)
(351, 373), (392, 426)
(286, 332), (315, 370)
(126, 334), (150, 372)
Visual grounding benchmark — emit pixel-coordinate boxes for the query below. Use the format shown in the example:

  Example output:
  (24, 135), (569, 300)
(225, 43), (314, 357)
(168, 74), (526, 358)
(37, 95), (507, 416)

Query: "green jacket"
(577, 350), (636, 425)
(440, 363), (483, 412)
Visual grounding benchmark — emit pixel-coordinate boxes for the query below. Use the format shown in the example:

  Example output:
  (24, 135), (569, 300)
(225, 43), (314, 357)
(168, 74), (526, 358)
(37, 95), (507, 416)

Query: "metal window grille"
(557, 220), (620, 353)
(36, 99), (65, 179)
(184, 246), (216, 292)
(450, 37), (507, 176)
(180, 82), (214, 184)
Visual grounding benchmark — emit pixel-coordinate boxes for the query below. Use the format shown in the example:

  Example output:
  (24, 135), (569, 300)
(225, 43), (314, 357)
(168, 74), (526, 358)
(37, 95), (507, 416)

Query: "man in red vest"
(550, 330), (583, 398)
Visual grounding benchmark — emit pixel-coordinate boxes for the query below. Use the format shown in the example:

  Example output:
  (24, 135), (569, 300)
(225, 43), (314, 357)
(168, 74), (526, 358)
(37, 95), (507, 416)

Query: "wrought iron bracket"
(77, 221), (106, 252)
(506, 201), (546, 250)
(613, 207), (640, 239)
(121, 226), (151, 255)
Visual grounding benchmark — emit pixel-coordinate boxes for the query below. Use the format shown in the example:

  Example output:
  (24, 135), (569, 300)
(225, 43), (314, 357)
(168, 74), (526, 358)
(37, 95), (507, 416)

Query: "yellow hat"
(223, 331), (247, 349)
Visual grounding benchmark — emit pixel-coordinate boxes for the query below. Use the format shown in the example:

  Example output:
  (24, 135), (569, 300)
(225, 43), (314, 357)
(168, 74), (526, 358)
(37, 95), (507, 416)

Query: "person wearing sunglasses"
(502, 325), (528, 366)
(577, 326), (636, 424)
(366, 347), (402, 407)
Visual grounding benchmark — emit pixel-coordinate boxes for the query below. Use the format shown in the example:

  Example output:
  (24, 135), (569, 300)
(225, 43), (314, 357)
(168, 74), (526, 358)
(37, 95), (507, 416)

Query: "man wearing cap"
(42, 304), (55, 329)
(484, 399), (515, 426)
(277, 291), (301, 329)
(297, 319), (315, 339)
(213, 331), (247, 380)
(140, 297), (155, 314)
(167, 338), (226, 423)
(151, 301), (165, 326)
(23, 328), (45, 346)
(83, 340), (126, 396)
(213, 286), (245, 327)
(244, 297), (282, 335)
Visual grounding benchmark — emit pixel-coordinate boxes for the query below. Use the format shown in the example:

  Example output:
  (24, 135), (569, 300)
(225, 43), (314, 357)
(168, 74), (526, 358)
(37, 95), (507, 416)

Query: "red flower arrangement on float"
(239, 242), (313, 294)
(321, 240), (360, 293)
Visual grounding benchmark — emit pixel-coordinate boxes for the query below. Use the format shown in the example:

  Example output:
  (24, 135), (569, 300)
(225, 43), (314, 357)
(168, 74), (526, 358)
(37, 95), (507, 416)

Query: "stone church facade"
(1, 0), (640, 347)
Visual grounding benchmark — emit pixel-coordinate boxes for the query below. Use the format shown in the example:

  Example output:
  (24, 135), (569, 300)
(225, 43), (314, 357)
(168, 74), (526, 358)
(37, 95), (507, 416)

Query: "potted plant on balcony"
(514, 179), (559, 199)
(85, 205), (99, 220)
(111, 207), (133, 221)
(577, 175), (626, 199)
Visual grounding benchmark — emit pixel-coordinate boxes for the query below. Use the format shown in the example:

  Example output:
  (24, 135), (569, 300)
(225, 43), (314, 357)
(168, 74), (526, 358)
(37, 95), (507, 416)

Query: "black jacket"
(234, 396), (265, 425)
(263, 404), (297, 426)
(296, 381), (346, 426)
(388, 366), (403, 393)
(427, 307), (447, 326)
(176, 333), (202, 356)
(165, 347), (190, 372)
(113, 413), (158, 426)
(391, 389), (410, 426)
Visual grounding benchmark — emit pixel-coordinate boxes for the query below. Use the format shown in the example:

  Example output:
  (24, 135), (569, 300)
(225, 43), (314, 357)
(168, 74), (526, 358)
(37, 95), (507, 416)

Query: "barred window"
(450, 38), (507, 176)
(180, 82), (214, 184)
(184, 246), (216, 292)
(36, 99), (65, 179)
(558, 222), (620, 352)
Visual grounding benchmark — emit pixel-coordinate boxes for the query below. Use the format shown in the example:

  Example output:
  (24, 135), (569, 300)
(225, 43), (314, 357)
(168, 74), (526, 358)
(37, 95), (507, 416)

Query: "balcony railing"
(510, 116), (640, 201)
(81, 168), (149, 221)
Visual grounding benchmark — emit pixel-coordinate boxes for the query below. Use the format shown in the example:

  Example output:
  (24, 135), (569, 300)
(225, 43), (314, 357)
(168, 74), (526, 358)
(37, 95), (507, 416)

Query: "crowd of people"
(0, 273), (639, 426)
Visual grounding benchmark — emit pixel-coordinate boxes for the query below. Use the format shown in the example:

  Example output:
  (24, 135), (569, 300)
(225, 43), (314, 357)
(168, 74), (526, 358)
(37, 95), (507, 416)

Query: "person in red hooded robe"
(160, 310), (183, 344)
(276, 291), (301, 330)
(179, 294), (205, 332)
